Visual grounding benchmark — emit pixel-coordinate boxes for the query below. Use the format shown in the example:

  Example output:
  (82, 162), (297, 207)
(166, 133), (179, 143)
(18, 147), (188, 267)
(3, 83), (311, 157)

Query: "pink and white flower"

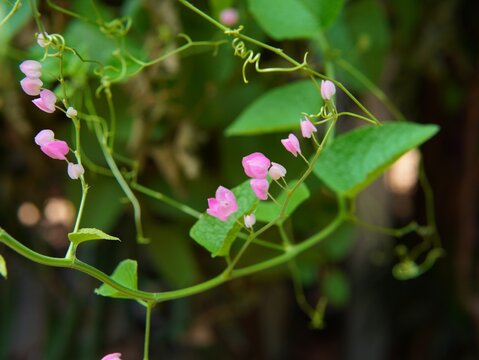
(244, 213), (256, 229)
(320, 80), (336, 101)
(32, 89), (57, 113)
(219, 8), (239, 26)
(19, 60), (42, 79)
(101, 353), (122, 360)
(67, 163), (85, 179)
(206, 186), (238, 221)
(20, 77), (43, 96)
(281, 134), (301, 157)
(268, 162), (287, 180)
(250, 178), (269, 201)
(300, 117), (317, 138)
(242, 152), (271, 179)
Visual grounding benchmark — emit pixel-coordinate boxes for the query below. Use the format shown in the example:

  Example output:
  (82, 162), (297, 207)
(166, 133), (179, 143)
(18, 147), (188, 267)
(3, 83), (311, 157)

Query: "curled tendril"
(229, 37), (309, 83)
(38, 33), (67, 59)
(99, 16), (132, 39)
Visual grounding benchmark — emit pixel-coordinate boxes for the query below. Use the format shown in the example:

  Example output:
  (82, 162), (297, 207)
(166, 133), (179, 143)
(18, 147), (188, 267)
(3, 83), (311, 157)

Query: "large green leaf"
(255, 181), (310, 224)
(247, 0), (345, 40)
(68, 228), (120, 245)
(95, 259), (138, 299)
(190, 181), (258, 257)
(313, 122), (439, 197)
(0, 254), (6, 279)
(226, 80), (321, 136)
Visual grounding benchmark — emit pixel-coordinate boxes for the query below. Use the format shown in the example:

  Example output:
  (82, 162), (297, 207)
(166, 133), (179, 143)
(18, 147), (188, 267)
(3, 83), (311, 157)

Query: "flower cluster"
(19, 60), (57, 113)
(205, 80), (337, 227)
(34, 129), (84, 180)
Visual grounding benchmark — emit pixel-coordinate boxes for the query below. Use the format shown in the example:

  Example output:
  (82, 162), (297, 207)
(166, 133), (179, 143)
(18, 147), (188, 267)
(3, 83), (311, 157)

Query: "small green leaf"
(68, 228), (120, 245)
(322, 269), (350, 306)
(313, 122), (439, 197)
(226, 80), (321, 136)
(95, 259), (138, 299)
(0, 254), (7, 279)
(255, 181), (310, 224)
(190, 181), (258, 257)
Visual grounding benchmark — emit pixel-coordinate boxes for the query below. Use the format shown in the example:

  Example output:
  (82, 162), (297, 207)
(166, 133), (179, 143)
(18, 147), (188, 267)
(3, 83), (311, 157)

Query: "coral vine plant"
(0, 0), (443, 359)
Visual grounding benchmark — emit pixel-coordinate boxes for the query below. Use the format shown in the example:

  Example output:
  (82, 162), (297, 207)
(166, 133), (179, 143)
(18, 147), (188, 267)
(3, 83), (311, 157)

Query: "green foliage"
(255, 181), (310, 224)
(322, 269), (350, 306)
(68, 228), (120, 245)
(95, 259), (138, 299)
(325, 0), (390, 90)
(226, 80), (321, 136)
(319, 224), (355, 261)
(247, 0), (345, 40)
(313, 122), (439, 197)
(0, 254), (6, 279)
(190, 181), (258, 257)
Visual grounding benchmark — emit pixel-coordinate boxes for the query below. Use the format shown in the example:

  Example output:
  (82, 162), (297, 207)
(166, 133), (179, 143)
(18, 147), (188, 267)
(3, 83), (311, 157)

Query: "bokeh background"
(0, 0), (478, 359)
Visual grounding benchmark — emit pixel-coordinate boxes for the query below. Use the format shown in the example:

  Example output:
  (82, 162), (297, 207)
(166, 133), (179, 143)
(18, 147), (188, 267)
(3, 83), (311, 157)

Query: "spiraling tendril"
(226, 27), (309, 83)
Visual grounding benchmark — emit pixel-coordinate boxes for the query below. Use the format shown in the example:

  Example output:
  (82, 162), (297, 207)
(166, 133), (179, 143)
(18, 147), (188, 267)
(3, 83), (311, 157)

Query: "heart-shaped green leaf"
(255, 181), (310, 224)
(313, 122), (439, 197)
(68, 228), (120, 245)
(226, 80), (322, 136)
(95, 259), (138, 299)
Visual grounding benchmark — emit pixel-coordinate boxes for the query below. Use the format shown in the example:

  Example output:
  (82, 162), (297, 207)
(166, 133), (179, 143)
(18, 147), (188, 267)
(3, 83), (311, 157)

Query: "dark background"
(0, 0), (478, 359)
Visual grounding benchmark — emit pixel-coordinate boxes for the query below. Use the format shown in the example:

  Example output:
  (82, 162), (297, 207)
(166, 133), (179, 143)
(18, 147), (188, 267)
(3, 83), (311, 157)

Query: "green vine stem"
(0, 0), (22, 28)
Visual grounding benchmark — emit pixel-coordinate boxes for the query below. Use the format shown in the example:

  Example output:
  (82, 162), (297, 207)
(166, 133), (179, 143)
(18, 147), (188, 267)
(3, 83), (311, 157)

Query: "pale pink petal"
(281, 134), (301, 157)
(20, 77), (43, 96)
(300, 118), (317, 138)
(244, 214), (256, 229)
(250, 179), (269, 201)
(34, 129), (55, 146)
(19, 60), (42, 78)
(40, 140), (69, 160)
(268, 162), (287, 180)
(67, 163), (84, 179)
(320, 80), (336, 100)
(101, 353), (122, 360)
(219, 8), (239, 26)
(242, 152), (271, 179)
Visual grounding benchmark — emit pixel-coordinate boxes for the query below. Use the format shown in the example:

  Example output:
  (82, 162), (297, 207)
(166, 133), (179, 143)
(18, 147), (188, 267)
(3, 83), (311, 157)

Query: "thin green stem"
(337, 111), (379, 125)
(143, 302), (154, 360)
(131, 182), (201, 219)
(0, 0), (22, 28)
(336, 58), (406, 121)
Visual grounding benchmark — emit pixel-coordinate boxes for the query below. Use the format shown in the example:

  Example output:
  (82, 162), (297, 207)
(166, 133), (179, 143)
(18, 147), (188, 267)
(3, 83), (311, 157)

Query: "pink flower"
(101, 353), (122, 360)
(268, 162), (287, 180)
(281, 134), (301, 157)
(219, 8), (239, 26)
(66, 107), (78, 118)
(242, 152), (271, 179)
(20, 77), (43, 96)
(40, 140), (69, 160)
(320, 80), (336, 101)
(244, 213), (256, 229)
(37, 32), (50, 48)
(34, 129), (55, 146)
(67, 163), (84, 179)
(250, 178), (269, 200)
(19, 60), (42, 79)
(300, 117), (317, 138)
(207, 186), (238, 221)
(32, 89), (57, 113)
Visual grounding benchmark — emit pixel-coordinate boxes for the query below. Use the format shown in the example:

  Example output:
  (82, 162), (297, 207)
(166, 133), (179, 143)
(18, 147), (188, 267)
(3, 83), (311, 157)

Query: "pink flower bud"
(281, 134), (301, 157)
(37, 32), (50, 48)
(242, 152), (271, 179)
(40, 140), (69, 160)
(20, 77), (43, 96)
(244, 213), (256, 229)
(32, 89), (57, 113)
(67, 163), (84, 179)
(101, 353), (122, 360)
(34, 129), (55, 146)
(207, 186), (238, 221)
(300, 117), (317, 138)
(320, 80), (336, 101)
(250, 178), (269, 200)
(19, 60), (42, 79)
(268, 162), (287, 180)
(66, 107), (78, 118)
(219, 8), (239, 26)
